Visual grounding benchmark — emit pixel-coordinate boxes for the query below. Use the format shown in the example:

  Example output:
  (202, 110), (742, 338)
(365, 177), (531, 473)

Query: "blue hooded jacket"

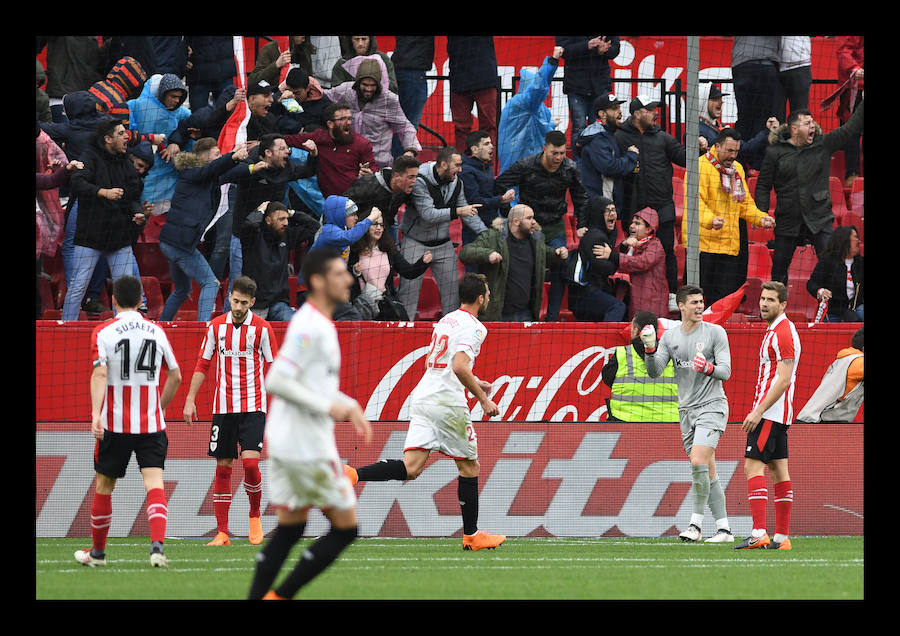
(497, 56), (558, 174)
(309, 195), (372, 257)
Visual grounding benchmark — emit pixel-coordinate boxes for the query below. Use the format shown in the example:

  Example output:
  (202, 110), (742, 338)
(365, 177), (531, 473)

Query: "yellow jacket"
(682, 146), (770, 256)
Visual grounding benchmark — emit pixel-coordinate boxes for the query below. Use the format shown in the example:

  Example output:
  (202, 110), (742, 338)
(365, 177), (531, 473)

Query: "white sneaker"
(668, 293), (678, 313)
(150, 552), (168, 568)
(704, 529), (735, 543)
(75, 548), (106, 567)
(679, 524), (702, 542)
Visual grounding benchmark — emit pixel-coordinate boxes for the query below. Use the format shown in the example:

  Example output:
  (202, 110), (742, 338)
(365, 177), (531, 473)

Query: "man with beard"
(324, 58), (420, 170)
(342, 154), (421, 243)
(398, 145), (487, 319)
(239, 201), (320, 321)
(575, 93), (639, 211)
(284, 102), (376, 199)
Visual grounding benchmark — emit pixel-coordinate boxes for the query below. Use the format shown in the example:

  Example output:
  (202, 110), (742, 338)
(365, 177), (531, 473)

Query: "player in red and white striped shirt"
(735, 281), (801, 551)
(183, 276), (278, 546)
(75, 276), (182, 568)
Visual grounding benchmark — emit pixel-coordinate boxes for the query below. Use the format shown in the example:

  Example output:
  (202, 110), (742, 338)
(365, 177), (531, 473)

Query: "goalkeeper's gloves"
(692, 351), (715, 376)
(639, 324), (657, 353)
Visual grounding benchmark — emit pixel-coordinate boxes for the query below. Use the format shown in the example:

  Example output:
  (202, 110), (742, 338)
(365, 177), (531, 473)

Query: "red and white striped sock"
(146, 488), (168, 544)
(242, 457), (262, 518)
(774, 480), (793, 540)
(91, 492), (112, 552)
(213, 464), (233, 534)
(747, 475), (768, 535)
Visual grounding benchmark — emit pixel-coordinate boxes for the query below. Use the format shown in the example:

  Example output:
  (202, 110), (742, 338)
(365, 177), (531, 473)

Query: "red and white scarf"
(706, 150), (745, 202)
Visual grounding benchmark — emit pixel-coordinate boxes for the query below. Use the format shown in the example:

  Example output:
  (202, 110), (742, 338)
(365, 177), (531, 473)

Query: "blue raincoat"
(497, 56), (558, 174)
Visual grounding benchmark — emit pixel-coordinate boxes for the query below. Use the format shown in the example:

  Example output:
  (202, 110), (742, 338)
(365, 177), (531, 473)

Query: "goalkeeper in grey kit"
(639, 284), (735, 543)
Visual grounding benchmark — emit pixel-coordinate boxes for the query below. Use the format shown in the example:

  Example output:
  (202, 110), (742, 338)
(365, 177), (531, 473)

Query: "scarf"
(706, 150), (745, 202)
(626, 236), (653, 256)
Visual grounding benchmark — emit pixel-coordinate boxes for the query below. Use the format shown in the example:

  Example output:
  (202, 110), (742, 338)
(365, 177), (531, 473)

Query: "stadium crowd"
(35, 35), (863, 326)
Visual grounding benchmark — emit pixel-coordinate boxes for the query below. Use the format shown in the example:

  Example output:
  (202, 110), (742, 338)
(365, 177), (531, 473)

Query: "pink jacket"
(617, 207), (669, 319)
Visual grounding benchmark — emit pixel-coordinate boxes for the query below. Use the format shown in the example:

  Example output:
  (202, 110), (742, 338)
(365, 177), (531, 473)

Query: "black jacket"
(69, 136), (144, 252)
(806, 253), (864, 318)
(447, 36), (498, 93)
(493, 152), (589, 231)
(391, 37), (435, 71)
(614, 117), (687, 221)
(239, 209), (320, 309)
(342, 168), (410, 228)
(555, 36), (620, 97)
(755, 101), (865, 237)
(185, 36), (237, 86)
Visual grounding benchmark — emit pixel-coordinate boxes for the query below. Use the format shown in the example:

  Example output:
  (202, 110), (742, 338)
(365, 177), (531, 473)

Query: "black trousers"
(771, 225), (832, 285)
(700, 251), (743, 307)
(774, 65), (812, 123)
(732, 60), (778, 170)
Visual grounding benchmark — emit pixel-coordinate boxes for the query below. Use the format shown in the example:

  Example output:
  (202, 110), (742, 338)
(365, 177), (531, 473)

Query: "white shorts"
(404, 402), (478, 461)
(268, 456), (356, 512)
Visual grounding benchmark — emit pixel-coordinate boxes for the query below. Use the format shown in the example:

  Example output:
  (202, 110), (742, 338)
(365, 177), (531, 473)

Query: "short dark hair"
(324, 102), (351, 123)
(112, 275), (143, 309)
(193, 137), (218, 155)
(544, 130), (567, 148)
(302, 248), (344, 292)
(258, 133), (284, 157)
(676, 284), (704, 306)
(465, 130), (490, 154)
(436, 145), (460, 168)
(231, 275), (257, 298)
(285, 67), (310, 90)
(761, 280), (788, 303)
(714, 128), (741, 145)
(787, 109), (812, 128)
(632, 310), (658, 333)
(851, 327), (864, 351)
(391, 154), (420, 174)
(458, 273), (488, 305)
(264, 201), (289, 217)
(97, 118), (124, 145)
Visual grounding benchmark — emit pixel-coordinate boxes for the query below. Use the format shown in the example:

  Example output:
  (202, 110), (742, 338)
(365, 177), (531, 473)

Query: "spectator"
(460, 130), (515, 248)
(730, 36), (781, 170)
(127, 73), (192, 220)
(397, 146), (487, 319)
(494, 129), (589, 321)
(774, 36), (812, 124)
(755, 101), (864, 285)
(245, 79), (280, 143)
(796, 327), (864, 423)
(61, 119), (147, 320)
(601, 310), (678, 422)
(37, 36), (104, 123)
(240, 201), (320, 321)
(308, 36), (344, 89)
(284, 102), (377, 198)
(247, 36), (314, 88)
(459, 204), (567, 322)
(184, 36), (237, 109)
(566, 196), (627, 323)
(497, 45), (562, 174)
(390, 36), (434, 158)
(348, 214), (432, 320)
(615, 95), (688, 313)
(575, 93), (639, 211)
(600, 206), (669, 320)
(167, 86), (244, 153)
(272, 67), (334, 134)
(100, 36), (157, 77)
(41, 91), (117, 163)
(835, 36), (864, 186)
(555, 36), (621, 143)
(150, 37), (189, 77)
(806, 225), (864, 323)
(324, 57), (421, 171)
(332, 36), (398, 94)
(685, 128), (775, 306)
(219, 133), (320, 293)
(36, 60), (51, 123)
(447, 36), (499, 156)
(309, 195), (380, 257)
(592, 195), (625, 249)
(88, 56), (161, 148)
(342, 154), (421, 244)
(157, 138), (252, 322)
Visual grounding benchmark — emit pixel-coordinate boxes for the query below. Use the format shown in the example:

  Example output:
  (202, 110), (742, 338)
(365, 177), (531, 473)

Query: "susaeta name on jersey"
(114, 320), (157, 336)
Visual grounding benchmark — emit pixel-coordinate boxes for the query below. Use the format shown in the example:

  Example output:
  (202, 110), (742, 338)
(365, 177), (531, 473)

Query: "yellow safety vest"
(609, 345), (679, 422)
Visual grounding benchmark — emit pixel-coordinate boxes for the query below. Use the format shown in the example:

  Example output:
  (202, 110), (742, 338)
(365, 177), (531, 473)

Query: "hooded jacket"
(310, 195), (373, 257)
(401, 161), (487, 245)
(88, 56), (149, 143)
(331, 36), (398, 93)
(684, 144), (770, 256)
(615, 116), (687, 221)
(128, 73), (192, 205)
(608, 207), (668, 319)
(497, 55), (559, 174)
(41, 91), (114, 161)
(42, 36), (103, 98)
(755, 100), (864, 237)
(459, 218), (562, 322)
(323, 57), (421, 169)
(69, 132), (144, 252)
(159, 150), (243, 251)
(576, 118), (639, 210)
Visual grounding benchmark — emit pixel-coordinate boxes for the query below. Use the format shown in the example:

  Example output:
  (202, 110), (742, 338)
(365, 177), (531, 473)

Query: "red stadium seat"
(672, 175), (684, 228)
(747, 221), (774, 244)
(830, 151), (845, 182)
(415, 276), (442, 321)
(787, 244), (818, 282)
(829, 176), (849, 226)
(786, 245), (820, 322)
(843, 210), (864, 241)
(674, 244), (686, 286)
(559, 286), (575, 322)
(737, 276), (763, 316)
(746, 175), (758, 199)
(173, 309), (198, 321)
(140, 276), (164, 320)
(672, 164), (685, 180)
(38, 276), (55, 313)
(747, 243), (772, 279)
(563, 212), (578, 252)
(849, 176), (864, 213)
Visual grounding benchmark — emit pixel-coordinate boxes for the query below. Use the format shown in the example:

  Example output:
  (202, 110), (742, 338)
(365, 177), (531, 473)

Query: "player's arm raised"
(742, 358), (794, 432)
(452, 352), (499, 418)
(640, 325), (669, 378)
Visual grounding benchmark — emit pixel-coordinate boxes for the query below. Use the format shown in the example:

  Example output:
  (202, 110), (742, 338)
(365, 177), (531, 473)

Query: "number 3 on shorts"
(209, 424), (219, 453)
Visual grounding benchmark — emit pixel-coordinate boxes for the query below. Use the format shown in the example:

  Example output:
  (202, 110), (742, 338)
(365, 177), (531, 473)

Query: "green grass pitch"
(36, 536), (863, 600)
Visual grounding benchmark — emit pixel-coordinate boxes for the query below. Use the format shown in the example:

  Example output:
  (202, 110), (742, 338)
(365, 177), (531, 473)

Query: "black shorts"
(208, 411), (266, 459)
(94, 430), (168, 479)
(744, 419), (789, 463)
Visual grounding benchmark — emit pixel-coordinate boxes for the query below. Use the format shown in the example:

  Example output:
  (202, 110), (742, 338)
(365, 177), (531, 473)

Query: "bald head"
(509, 204), (536, 238)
